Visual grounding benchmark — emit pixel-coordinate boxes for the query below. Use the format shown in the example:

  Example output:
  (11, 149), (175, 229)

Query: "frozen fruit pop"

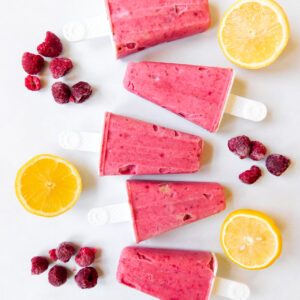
(124, 61), (267, 132)
(88, 180), (226, 243)
(63, 0), (211, 58)
(117, 247), (250, 300)
(59, 112), (203, 176)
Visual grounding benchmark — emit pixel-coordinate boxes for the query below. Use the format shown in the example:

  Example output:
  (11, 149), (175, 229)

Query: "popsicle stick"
(212, 277), (250, 300)
(59, 131), (100, 152)
(225, 94), (267, 122)
(88, 203), (131, 226)
(63, 16), (110, 42)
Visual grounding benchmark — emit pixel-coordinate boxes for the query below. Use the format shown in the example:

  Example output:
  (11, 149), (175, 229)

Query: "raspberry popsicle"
(100, 112), (203, 176)
(63, 0), (211, 58)
(117, 247), (250, 300)
(124, 61), (267, 132)
(88, 180), (226, 243)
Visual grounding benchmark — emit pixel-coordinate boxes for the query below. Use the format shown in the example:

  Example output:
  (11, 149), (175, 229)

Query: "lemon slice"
(218, 0), (289, 69)
(221, 209), (282, 269)
(15, 154), (82, 217)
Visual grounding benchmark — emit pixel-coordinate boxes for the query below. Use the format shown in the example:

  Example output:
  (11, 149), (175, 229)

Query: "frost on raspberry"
(266, 154), (291, 176)
(48, 265), (68, 287)
(70, 81), (92, 103)
(239, 166), (262, 184)
(250, 141), (267, 161)
(75, 267), (98, 289)
(50, 58), (73, 79)
(51, 82), (71, 104)
(37, 31), (63, 57)
(31, 256), (49, 275)
(75, 247), (96, 267)
(22, 52), (45, 75)
(25, 75), (41, 91)
(56, 242), (76, 262)
(228, 135), (251, 159)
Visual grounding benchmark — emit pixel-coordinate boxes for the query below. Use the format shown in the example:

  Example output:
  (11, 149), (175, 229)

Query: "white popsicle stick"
(225, 94), (267, 122)
(88, 203), (131, 226)
(59, 131), (100, 152)
(213, 277), (250, 300)
(63, 16), (110, 42)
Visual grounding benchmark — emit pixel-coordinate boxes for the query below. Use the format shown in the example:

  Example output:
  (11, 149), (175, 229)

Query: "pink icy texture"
(99, 113), (203, 176)
(106, 0), (211, 58)
(117, 247), (216, 300)
(127, 180), (226, 242)
(124, 62), (234, 132)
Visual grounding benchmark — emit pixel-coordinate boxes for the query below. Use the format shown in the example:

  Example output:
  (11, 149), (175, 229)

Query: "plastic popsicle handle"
(212, 277), (250, 300)
(63, 16), (110, 42)
(88, 203), (131, 226)
(59, 131), (101, 152)
(225, 94), (267, 122)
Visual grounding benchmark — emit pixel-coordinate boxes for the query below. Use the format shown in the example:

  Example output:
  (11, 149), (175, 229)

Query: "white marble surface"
(0, 0), (299, 299)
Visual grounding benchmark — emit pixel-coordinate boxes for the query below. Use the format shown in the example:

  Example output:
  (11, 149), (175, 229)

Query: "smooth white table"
(0, 0), (299, 299)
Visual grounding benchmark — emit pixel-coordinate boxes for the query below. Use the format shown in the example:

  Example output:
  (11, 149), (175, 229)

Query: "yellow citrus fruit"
(15, 154), (82, 217)
(221, 209), (282, 269)
(218, 0), (289, 69)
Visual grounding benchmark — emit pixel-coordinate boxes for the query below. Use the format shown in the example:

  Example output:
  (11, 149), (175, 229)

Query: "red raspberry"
(50, 58), (73, 79)
(22, 52), (45, 75)
(70, 81), (92, 103)
(51, 82), (71, 104)
(75, 267), (98, 289)
(48, 265), (68, 287)
(239, 166), (262, 184)
(49, 249), (58, 261)
(25, 75), (41, 91)
(56, 242), (76, 262)
(75, 247), (96, 267)
(31, 256), (49, 275)
(266, 154), (291, 176)
(228, 135), (251, 159)
(250, 141), (267, 161)
(37, 31), (63, 57)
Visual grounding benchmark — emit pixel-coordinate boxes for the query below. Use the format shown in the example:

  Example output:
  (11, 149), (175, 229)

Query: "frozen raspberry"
(22, 52), (45, 74)
(249, 141), (267, 161)
(75, 247), (96, 267)
(50, 57), (73, 79)
(51, 82), (70, 104)
(228, 136), (251, 159)
(37, 31), (63, 57)
(31, 256), (49, 275)
(70, 81), (92, 103)
(48, 265), (68, 287)
(239, 166), (262, 184)
(75, 267), (98, 289)
(49, 249), (58, 261)
(56, 242), (76, 262)
(25, 75), (41, 91)
(266, 154), (291, 176)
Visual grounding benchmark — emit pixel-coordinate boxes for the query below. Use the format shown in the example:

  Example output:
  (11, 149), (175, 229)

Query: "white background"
(0, 0), (299, 299)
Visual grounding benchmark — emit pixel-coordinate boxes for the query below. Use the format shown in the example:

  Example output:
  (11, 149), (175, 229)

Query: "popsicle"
(123, 61), (268, 132)
(117, 246), (250, 300)
(59, 112), (203, 175)
(88, 180), (226, 243)
(63, 0), (211, 58)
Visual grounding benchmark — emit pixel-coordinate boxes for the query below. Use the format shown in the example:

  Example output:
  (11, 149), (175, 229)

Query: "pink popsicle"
(99, 113), (203, 176)
(117, 247), (216, 300)
(127, 180), (226, 242)
(105, 0), (211, 58)
(124, 61), (235, 132)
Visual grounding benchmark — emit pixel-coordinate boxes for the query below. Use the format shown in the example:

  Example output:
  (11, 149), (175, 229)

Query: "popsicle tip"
(63, 21), (86, 42)
(88, 208), (110, 226)
(249, 102), (267, 122)
(59, 131), (81, 150)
